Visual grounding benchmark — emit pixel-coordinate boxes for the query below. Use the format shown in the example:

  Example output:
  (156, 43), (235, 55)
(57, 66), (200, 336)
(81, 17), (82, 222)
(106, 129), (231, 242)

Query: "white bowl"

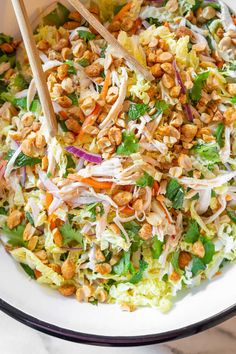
(0, 0), (235, 346)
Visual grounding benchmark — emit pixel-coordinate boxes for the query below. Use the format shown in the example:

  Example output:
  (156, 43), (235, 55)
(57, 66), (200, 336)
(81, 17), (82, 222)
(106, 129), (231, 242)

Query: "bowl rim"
(0, 298), (235, 346)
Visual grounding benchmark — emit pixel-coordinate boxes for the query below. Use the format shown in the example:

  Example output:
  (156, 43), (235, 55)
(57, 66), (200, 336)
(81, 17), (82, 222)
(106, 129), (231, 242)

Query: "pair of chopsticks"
(11, 0), (154, 137)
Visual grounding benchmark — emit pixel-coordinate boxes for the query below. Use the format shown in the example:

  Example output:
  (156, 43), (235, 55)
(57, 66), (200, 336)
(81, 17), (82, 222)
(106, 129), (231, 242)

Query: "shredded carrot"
(163, 22), (170, 28)
(100, 70), (111, 100)
(120, 206), (135, 216)
(215, 271), (222, 276)
(153, 181), (159, 195)
(217, 61), (224, 69)
(45, 192), (53, 210)
(67, 174), (113, 189)
(226, 194), (232, 202)
(34, 270), (42, 279)
(130, 17), (142, 34)
(113, 2), (132, 22)
(78, 104), (101, 140)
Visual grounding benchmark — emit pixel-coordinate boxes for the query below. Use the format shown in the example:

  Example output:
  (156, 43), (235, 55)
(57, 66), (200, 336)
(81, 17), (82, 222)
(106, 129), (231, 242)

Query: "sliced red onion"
(183, 104), (194, 122)
(142, 20), (151, 29)
(65, 146), (102, 164)
(20, 167), (26, 186)
(173, 60), (186, 94)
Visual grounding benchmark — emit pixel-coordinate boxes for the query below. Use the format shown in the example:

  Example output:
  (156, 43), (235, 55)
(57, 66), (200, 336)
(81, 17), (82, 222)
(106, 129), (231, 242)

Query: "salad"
(0, 0), (236, 312)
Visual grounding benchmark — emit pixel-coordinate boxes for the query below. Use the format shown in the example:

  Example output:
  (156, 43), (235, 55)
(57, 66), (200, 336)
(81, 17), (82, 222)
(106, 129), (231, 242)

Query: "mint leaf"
(136, 171), (154, 187)
(6, 150), (41, 168)
(166, 178), (185, 209)
(59, 223), (83, 245)
(214, 123), (225, 148)
(77, 30), (96, 42)
(117, 131), (139, 155)
(128, 104), (148, 121)
(113, 251), (131, 276)
(151, 238), (163, 259)
(190, 72), (210, 102)
(184, 219), (200, 243)
(191, 256), (206, 276)
(1, 224), (25, 247)
(128, 259), (148, 284)
(20, 263), (36, 279)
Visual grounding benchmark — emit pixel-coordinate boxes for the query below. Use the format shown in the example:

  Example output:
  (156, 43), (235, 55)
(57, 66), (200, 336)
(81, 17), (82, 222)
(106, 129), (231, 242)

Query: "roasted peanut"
(162, 73), (175, 89)
(224, 107), (236, 125)
(106, 87), (119, 104)
(23, 223), (36, 241)
(94, 263), (112, 274)
(27, 236), (38, 251)
(84, 63), (104, 77)
(7, 210), (23, 230)
(80, 97), (96, 116)
(150, 63), (163, 78)
(65, 118), (81, 133)
(48, 263), (61, 274)
(113, 191), (133, 206)
(57, 96), (72, 108)
(59, 284), (76, 296)
(139, 223), (152, 240)
(192, 240), (205, 258)
(156, 52), (173, 63)
(181, 124), (198, 141)
(108, 126), (122, 145)
(61, 259), (76, 280)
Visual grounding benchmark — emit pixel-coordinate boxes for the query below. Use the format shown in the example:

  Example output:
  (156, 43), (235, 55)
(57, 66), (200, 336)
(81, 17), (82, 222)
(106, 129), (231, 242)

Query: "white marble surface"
(0, 311), (235, 354)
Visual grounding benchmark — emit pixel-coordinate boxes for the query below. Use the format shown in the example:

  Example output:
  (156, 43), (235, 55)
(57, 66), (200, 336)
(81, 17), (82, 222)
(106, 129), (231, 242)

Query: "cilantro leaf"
(65, 60), (77, 75)
(191, 256), (206, 276)
(20, 263), (36, 279)
(153, 100), (169, 119)
(42, 2), (70, 27)
(113, 251), (131, 276)
(85, 203), (104, 222)
(151, 238), (163, 259)
(189, 72), (210, 102)
(171, 252), (180, 272)
(128, 104), (148, 121)
(231, 96), (236, 105)
(77, 30), (96, 42)
(192, 143), (220, 164)
(227, 210), (236, 224)
(202, 240), (215, 264)
(77, 58), (90, 67)
(12, 74), (28, 91)
(59, 223), (83, 245)
(128, 259), (148, 284)
(123, 221), (142, 252)
(146, 17), (161, 27)
(214, 123), (225, 148)
(100, 45), (107, 58)
(6, 150), (41, 168)
(0, 207), (7, 215)
(1, 224), (25, 247)
(184, 219), (200, 243)
(117, 131), (139, 155)
(68, 92), (78, 106)
(136, 171), (154, 187)
(166, 178), (185, 209)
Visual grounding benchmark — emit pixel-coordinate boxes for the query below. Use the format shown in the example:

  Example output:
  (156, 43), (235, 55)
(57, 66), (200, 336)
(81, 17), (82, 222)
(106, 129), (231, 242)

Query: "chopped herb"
(231, 96), (236, 105)
(100, 45), (107, 58)
(227, 210), (236, 224)
(123, 221), (142, 252)
(202, 2), (221, 11)
(89, 299), (98, 305)
(77, 58), (90, 67)
(166, 178), (185, 209)
(57, 118), (69, 132)
(113, 251), (131, 276)
(128, 259), (148, 284)
(214, 123), (225, 148)
(192, 143), (220, 164)
(153, 100), (169, 119)
(59, 223), (83, 245)
(68, 92), (78, 106)
(85, 203), (105, 221)
(30, 99), (41, 113)
(117, 131), (139, 155)
(191, 193), (200, 201)
(146, 17), (161, 27)
(65, 60), (77, 75)
(0, 33), (12, 45)
(184, 219), (200, 243)
(77, 30), (96, 42)
(206, 35), (213, 51)
(14, 97), (27, 110)
(42, 2), (70, 27)
(114, 4), (124, 15)
(189, 71), (210, 102)
(201, 239), (215, 264)
(26, 212), (35, 227)
(66, 154), (76, 170)
(136, 171), (154, 187)
(151, 238), (163, 259)
(128, 103), (148, 121)
(191, 256), (206, 276)
(5, 150), (41, 168)
(0, 207), (7, 215)
(20, 263), (36, 279)
(171, 252), (180, 272)
(1, 224), (25, 247)
(12, 74), (28, 91)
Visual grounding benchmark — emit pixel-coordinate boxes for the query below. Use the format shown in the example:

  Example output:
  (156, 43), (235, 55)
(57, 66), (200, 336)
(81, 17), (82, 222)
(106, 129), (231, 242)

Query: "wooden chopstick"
(67, 0), (155, 82)
(11, 0), (57, 137)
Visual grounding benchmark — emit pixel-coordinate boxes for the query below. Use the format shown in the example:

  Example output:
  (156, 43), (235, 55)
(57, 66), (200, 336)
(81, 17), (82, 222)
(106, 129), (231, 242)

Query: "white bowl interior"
(0, 0), (235, 340)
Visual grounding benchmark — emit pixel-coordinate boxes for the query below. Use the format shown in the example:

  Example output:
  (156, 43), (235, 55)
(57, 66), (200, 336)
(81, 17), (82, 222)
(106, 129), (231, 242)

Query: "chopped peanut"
(7, 210), (23, 230)
(139, 223), (152, 240)
(94, 263), (112, 274)
(113, 191), (133, 206)
(61, 259), (76, 280)
(84, 63), (104, 77)
(192, 240), (205, 258)
(23, 223), (36, 241)
(59, 284), (76, 296)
